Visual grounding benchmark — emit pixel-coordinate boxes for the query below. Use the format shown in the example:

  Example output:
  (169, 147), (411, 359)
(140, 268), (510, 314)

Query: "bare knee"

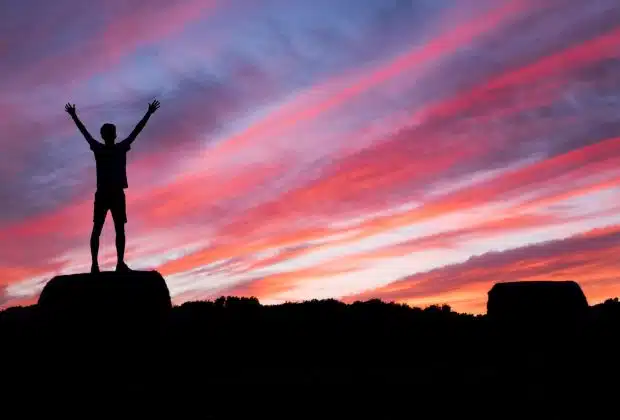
(114, 222), (125, 237)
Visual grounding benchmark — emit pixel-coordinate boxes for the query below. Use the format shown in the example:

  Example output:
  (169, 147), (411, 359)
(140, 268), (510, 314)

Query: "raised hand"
(148, 100), (160, 114)
(65, 103), (77, 115)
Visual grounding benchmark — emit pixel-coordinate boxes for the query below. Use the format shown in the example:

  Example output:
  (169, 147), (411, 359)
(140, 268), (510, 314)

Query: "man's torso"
(92, 142), (130, 190)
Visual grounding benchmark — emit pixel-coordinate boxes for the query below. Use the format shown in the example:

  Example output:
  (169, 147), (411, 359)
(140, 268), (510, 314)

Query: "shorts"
(94, 189), (127, 224)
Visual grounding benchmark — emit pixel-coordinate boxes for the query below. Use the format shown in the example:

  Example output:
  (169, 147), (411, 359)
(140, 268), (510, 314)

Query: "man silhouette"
(65, 100), (160, 273)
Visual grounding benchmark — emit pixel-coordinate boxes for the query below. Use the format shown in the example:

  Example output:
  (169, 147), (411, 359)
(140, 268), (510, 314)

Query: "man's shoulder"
(116, 140), (131, 151)
(92, 143), (130, 154)
(90, 141), (104, 151)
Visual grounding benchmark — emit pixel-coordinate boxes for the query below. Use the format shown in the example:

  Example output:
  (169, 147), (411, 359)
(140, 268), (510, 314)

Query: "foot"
(116, 261), (132, 272)
(91, 264), (100, 274)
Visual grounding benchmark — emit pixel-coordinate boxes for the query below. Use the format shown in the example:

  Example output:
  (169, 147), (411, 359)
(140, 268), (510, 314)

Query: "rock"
(32, 270), (172, 380)
(37, 270), (171, 343)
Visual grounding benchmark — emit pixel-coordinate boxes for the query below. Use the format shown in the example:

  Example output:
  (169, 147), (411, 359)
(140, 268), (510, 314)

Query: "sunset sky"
(1, 0), (620, 313)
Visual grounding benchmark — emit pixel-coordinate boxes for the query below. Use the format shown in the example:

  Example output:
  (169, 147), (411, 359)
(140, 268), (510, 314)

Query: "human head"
(100, 123), (117, 145)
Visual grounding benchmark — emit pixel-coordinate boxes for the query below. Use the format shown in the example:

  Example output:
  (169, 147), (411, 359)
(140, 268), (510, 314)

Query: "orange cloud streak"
(345, 223), (620, 313)
(150, 132), (620, 289)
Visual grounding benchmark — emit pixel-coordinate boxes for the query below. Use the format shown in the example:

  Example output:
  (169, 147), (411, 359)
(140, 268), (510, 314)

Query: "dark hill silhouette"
(0, 274), (618, 406)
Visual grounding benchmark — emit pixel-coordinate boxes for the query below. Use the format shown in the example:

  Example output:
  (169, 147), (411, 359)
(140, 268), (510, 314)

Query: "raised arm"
(120, 100), (160, 147)
(65, 103), (99, 148)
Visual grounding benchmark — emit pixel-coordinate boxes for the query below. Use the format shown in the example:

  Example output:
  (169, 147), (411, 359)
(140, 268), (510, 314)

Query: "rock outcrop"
(37, 270), (171, 344)
(31, 270), (173, 380)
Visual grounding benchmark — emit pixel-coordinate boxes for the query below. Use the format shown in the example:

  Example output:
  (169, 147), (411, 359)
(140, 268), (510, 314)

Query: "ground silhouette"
(0, 273), (618, 407)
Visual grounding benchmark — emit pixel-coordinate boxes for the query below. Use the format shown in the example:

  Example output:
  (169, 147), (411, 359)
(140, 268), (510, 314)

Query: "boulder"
(37, 270), (171, 342)
(3, 271), (172, 382)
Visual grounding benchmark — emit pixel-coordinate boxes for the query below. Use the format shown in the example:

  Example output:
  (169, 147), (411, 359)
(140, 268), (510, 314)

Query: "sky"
(1, 0), (620, 314)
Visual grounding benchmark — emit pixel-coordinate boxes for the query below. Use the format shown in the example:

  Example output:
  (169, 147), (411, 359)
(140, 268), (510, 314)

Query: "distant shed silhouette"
(487, 280), (589, 344)
(487, 280), (588, 319)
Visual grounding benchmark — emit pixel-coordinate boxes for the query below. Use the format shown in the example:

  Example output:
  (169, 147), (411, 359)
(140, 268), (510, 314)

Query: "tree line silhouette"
(1, 294), (618, 394)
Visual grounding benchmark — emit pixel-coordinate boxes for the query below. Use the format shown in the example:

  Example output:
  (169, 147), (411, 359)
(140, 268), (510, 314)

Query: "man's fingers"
(149, 100), (160, 112)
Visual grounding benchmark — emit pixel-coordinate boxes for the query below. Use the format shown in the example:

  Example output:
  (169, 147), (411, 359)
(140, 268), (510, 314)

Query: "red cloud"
(344, 223), (620, 311)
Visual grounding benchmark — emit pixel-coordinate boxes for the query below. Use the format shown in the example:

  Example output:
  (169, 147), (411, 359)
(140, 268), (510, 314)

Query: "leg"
(110, 190), (130, 271)
(91, 192), (107, 273)
(114, 219), (126, 266)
